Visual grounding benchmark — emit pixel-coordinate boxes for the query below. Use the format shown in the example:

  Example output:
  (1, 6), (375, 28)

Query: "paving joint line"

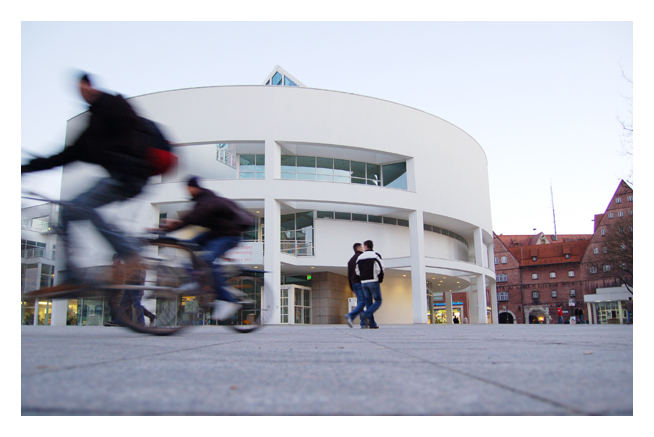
(22, 338), (243, 377)
(345, 331), (590, 415)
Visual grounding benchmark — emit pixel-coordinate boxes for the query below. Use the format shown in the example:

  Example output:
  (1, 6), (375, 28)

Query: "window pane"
(383, 217), (397, 225)
(297, 173), (316, 181)
(351, 161), (365, 178)
(316, 157), (333, 175)
(272, 72), (283, 85)
(334, 175), (350, 183)
(281, 155), (296, 167)
(335, 212), (351, 220)
(255, 154), (265, 165)
(297, 156), (316, 173)
(295, 211), (314, 229)
(352, 213), (367, 222)
(281, 214), (296, 232)
(281, 171), (297, 180)
(240, 154), (255, 166)
(382, 162), (407, 189)
(316, 174), (333, 182)
(368, 215), (382, 223)
(367, 163), (381, 185)
(334, 159), (350, 177)
(317, 211), (334, 219)
(284, 76), (297, 86)
(351, 178), (366, 185)
(397, 219), (409, 227)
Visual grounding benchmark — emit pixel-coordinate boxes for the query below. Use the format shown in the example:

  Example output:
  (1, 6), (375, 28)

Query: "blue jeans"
(119, 290), (145, 325)
(61, 177), (145, 280)
(346, 283), (370, 327)
(188, 232), (241, 302)
(361, 281), (382, 327)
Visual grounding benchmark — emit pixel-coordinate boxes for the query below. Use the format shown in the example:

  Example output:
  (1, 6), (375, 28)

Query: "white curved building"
(56, 67), (497, 326)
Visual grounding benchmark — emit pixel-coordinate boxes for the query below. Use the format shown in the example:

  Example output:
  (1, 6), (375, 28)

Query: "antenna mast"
(550, 182), (558, 241)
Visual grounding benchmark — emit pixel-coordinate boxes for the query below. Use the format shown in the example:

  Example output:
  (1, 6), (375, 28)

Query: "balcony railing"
(281, 240), (314, 256)
(21, 248), (55, 260)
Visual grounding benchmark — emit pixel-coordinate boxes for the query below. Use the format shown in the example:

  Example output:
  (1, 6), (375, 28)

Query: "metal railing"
(280, 240), (314, 256)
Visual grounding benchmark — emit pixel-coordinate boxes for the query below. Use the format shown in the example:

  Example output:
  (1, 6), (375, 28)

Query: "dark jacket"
(355, 250), (384, 283)
(172, 188), (254, 237)
(347, 252), (362, 291)
(22, 92), (151, 181)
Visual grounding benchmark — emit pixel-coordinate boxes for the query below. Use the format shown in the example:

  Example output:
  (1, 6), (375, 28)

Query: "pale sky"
(19, 20), (633, 235)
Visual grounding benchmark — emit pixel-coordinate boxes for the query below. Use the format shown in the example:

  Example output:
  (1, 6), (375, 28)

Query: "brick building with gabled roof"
(494, 232), (592, 323)
(493, 179), (633, 324)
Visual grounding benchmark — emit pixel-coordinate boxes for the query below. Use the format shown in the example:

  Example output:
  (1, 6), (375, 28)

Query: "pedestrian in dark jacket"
(21, 73), (151, 288)
(345, 243), (369, 328)
(355, 240), (384, 329)
(164, 176), (255, 321)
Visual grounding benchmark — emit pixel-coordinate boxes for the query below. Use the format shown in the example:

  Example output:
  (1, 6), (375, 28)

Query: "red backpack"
(137, 117), (178, 176)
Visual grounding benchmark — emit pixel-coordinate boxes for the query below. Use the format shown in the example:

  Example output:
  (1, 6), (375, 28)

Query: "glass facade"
(281, 155), (407, 190)
(281, 211), (314, 256)
(239, 154), (265, 179)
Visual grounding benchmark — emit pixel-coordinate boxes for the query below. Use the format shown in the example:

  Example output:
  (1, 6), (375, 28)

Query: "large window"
(239, 154), (265, 179)
(497, 291), (509, 301)
(281, 212), (314, 256)
(281, 155), (407, 190)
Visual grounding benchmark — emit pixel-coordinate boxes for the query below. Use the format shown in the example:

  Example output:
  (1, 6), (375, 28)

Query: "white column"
(474, 275), (488, 323)
(473, 228), (488, 323)
(409, 210), (427, 323)
(263, 140), (281, 324)
(587, 302), (593, 324)
(445, 290), (453, 324)
(618, 300), (623, 325)
(489, 280), (498, 324)
(265, 139), (281, 180)
(50, 299), (68, 326)
(263, 196), (281, 324)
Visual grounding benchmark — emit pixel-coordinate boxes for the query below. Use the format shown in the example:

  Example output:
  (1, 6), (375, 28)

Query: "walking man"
(356, 240), (384, 329)
(345, 243), (368, 328)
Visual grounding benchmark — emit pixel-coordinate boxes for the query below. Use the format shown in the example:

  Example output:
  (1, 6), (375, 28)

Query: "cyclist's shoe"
(211, 300), (242, 321)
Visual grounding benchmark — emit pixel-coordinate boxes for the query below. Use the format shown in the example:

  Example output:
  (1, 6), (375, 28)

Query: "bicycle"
(22, 192), (267, 335)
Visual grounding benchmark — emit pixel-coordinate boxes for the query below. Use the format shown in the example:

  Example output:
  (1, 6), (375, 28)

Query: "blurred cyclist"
(161, 176), (255, 321)
(22, 73), (151, 289)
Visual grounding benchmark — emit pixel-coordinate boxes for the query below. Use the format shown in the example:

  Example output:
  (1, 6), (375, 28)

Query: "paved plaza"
(21, 323), (632, 415)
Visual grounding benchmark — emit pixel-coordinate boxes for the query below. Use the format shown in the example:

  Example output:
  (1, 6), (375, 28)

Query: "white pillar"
(618, 300), (623, 325)
(50, 299), (68, 326)
(265, 139), (281, 180)
(263, 140), (282, 324)
(263, 196), (281, 324)
(587, 302), (593, 324)
(445, 290), (453, 324)
(489, 280), (498, 324)
(473, 228), (488, 323)
(474, 275), (488, 323)
(409, 210), (427, 323)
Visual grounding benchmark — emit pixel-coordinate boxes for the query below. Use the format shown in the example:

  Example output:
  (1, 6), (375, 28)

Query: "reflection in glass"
(382, 162), (408, 189)
(272, 72), (283, 85)
(351, 161), (365, 178)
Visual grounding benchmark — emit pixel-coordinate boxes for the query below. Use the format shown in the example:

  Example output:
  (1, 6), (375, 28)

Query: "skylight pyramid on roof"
(263, 65), (304, 87)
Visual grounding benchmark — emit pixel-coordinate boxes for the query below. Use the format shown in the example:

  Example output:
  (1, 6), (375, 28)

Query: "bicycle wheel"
(115, 238), (213, 335)
(219, 266), (266, 333)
